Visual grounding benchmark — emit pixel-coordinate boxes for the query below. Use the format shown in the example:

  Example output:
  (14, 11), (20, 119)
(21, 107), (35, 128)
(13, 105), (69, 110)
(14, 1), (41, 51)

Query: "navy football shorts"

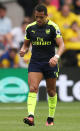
(28, 60), (59, 79)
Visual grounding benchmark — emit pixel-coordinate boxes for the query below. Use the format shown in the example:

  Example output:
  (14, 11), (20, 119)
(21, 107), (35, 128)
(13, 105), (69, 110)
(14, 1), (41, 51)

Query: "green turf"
(0, 102), (80, 131)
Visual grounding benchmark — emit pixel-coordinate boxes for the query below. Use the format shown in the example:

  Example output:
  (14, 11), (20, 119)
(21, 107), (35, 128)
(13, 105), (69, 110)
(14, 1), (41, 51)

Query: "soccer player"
(20, 4), (64, 126)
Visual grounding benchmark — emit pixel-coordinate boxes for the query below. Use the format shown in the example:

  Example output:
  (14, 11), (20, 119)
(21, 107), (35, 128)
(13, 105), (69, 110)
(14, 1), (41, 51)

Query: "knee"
(47, 88), (56, 97)
(29, 85), (38, 93)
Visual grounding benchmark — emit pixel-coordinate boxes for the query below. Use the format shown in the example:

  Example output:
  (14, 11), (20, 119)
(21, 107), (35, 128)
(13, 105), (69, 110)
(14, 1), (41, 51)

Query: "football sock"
(27, 92), (37, 116)
(48, 94), (57, 118)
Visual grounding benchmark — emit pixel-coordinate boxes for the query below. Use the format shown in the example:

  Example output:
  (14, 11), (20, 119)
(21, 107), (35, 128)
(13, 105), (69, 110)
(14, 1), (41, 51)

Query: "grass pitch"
(0, 102), (80, 131)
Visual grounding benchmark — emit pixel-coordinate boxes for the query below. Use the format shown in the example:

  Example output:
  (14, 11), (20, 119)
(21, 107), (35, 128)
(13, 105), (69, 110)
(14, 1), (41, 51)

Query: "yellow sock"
(48, 94), (57, 118)
(27, 92), (37, 116)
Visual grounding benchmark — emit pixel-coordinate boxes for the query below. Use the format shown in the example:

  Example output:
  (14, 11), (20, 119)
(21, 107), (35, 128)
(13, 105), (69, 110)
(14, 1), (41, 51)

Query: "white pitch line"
(0, 107), (26, 110)
(0, 106), (79, 110)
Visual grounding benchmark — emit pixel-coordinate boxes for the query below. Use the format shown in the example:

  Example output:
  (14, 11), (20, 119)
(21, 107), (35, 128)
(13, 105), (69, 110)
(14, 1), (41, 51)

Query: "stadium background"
(0, 0), (80, 131)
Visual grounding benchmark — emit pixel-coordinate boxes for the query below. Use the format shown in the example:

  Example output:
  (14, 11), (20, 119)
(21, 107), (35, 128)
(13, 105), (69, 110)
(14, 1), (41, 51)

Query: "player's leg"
(46, 78), (57, 126)
(27, 72), (43, 115)
(24, 72), (43, 126)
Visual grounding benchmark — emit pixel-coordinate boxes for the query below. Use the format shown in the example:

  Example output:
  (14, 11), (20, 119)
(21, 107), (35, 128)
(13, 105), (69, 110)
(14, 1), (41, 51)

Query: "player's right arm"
(20, 25), (30, 57)
(20, 39), (30, 57)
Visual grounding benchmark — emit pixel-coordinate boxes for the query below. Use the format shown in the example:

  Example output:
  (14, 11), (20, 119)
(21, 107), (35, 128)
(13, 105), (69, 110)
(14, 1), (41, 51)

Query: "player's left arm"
(56, 37), (65, 58)
(49, 29), (65, 67)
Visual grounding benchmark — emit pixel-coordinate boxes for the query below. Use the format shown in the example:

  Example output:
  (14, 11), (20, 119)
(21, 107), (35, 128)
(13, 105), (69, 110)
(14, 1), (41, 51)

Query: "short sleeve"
(24, 26), (30, 40)
(54, 25), (62, 38)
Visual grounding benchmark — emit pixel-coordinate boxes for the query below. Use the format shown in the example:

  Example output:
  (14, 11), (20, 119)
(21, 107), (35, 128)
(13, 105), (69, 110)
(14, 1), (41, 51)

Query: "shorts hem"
(44, 76), (57, 79)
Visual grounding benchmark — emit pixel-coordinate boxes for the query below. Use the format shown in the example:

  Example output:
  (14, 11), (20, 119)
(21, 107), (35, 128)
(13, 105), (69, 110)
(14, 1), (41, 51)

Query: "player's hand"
(19, 50), (25, 57)
(49, 56), (58, 67)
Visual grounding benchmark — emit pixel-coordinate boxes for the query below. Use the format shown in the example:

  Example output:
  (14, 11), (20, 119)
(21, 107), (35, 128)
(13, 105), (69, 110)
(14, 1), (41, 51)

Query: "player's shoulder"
(48, 20), (59, 29)
(26, 21), (37, 30)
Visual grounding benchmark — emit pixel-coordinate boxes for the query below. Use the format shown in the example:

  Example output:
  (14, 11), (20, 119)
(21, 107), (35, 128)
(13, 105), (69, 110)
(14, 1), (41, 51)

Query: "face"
(35, 11), (47, 26)
(61, 5), (70, 17)
(65, 0), (72, 5)
(24, 17), (32, 26)
(44, 0), (52, 5)
(22, 18), (32, 32)
(9, 51), (16, 59)
(76, 0), (80, 6)
(0, 9), (6, 18)
(71, 23), (78, 31)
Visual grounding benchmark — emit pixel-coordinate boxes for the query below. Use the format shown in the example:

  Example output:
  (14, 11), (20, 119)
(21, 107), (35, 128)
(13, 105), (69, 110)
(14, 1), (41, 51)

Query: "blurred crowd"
(0, 0), (80, 68)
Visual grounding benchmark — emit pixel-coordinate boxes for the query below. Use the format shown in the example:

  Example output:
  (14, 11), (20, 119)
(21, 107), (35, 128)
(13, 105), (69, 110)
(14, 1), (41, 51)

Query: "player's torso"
(29, 21), (56, 61)
(30, 23), (56, 45)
